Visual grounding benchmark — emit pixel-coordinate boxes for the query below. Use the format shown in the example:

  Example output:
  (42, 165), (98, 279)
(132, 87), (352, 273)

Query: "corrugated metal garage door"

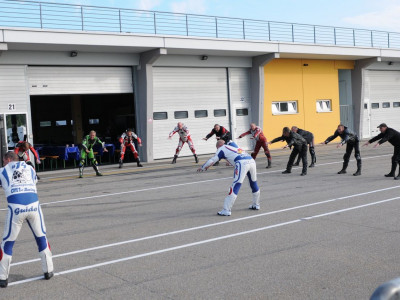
(153, 67), (230, 159)
(363, 70), (400, 138)
(0, 65), (29, 113)
(27, 66), (133, 95)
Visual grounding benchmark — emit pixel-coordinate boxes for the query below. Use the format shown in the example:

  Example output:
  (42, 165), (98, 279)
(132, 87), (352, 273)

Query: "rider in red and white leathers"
(169, 122), (198, 164)
(0, 152), (53, 288)
(14, 141), (42, 179)
(198, 140), (260, 216)
(238, 123), (272, 169)
(119, 129), (143, 168)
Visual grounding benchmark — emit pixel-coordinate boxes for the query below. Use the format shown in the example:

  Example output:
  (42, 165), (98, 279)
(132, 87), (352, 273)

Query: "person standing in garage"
(79, 130), (108, 178)
(168, 122), (198, 164)
(291, 126), (316, 168)
(322, 124), (362, 176)
(237, 123), (272, 168)
(363, 123), (400, 180)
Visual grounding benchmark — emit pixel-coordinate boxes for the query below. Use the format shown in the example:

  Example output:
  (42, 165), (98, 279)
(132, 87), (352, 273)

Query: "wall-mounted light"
(70, 51), (78, 57)
(201, 55), (208, 61)
(388, 61), (393, 65)
(303, 63), (309, 66)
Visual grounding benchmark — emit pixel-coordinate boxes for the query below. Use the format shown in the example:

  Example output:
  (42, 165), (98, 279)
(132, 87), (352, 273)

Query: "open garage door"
(28, 66), (135, 146)
(364, 70), (400, 138)
(28, 66), (133, 95)
(153, 67), (230, 159)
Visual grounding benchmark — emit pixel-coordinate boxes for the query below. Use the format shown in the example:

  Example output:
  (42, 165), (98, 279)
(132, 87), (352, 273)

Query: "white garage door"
(0, 65), (29, 113)
(28, 66), (133, 95)
(153, 67), (230, 159)
(229, 68), (252, 151)
(363, 70), (400, 138)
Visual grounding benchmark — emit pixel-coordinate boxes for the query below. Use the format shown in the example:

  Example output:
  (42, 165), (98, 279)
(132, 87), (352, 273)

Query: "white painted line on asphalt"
(9, 194), (400, 287)
(11, 184), (400, 267)
(1, 153), (391, 211)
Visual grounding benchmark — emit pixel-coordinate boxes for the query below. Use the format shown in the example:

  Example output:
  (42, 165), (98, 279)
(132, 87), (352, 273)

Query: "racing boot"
(353, 160), (362, 176)
(309, 154), (316, 168)
(93, 164), (102, 176)
(385, 161), (397, 177)
(172, 155), (178, 164)
(136, 158), (143, 167)
(119, 158), (123, 169)
(394, 166), (400, 180)
(0, 279), (8, 288)
(266, 160), (271, 169)
(338, 161), (348, 174)
(194, 154), (199, 163)
(44, 272), (54, 280)
(79, 165), (84, 178)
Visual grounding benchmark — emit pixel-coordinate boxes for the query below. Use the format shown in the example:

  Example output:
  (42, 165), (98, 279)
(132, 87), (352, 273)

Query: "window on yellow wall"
(316, 100), (332, 113)
(272, 101), (298, 115)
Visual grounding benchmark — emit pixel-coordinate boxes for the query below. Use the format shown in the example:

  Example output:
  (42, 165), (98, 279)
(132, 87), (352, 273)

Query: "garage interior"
(30, 93), (136, 146)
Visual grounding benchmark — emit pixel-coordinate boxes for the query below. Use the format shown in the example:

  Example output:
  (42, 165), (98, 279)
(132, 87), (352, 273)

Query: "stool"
(43, 156), (59, 170)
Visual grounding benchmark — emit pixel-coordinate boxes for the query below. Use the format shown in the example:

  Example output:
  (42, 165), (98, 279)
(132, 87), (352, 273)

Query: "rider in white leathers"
(198, 140), (260, 216)
(0, 151), (54, 288)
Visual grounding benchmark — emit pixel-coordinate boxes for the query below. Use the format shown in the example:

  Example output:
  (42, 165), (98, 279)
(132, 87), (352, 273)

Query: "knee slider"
(3, 241), (15, 256)
(233, 183), (242, 195)
(36, 236), (48, 252)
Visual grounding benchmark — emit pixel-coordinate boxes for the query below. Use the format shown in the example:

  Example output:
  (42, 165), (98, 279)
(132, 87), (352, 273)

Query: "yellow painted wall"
(263, 59), (353, 149)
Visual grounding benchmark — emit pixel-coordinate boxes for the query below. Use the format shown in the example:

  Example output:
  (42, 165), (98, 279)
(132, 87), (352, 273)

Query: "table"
(36, 146), (80, 169)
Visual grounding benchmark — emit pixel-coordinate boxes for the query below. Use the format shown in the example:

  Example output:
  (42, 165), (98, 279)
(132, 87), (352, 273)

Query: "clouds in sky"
(170, 0), (207, 14)
(343, 3), (400, 31)
(138, 0), (162, 11)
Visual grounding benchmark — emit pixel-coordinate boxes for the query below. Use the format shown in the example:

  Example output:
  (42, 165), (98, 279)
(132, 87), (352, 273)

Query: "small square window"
(40, 121), (51, 127)
(174, 111), (188, 119)
(316, 100), (332, 112)
(382, 102), (390, 108)
(56, 120), (67, 126)
(394, 102), (400, 108)
(236, 108), (249, 116)
(364, 103), (368, 109)
(195, 110), (208, 118)
(89, 119), (99, 125)
(153, 112), (168, 120)
(272, 101), (298, 115)
(371, 103), (379, 109)
(214, 109), (227, 117)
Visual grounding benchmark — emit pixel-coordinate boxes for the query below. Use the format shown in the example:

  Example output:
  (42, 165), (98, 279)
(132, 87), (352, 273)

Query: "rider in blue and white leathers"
(0, 152), (53, 287)
(198, 140), (260, 216)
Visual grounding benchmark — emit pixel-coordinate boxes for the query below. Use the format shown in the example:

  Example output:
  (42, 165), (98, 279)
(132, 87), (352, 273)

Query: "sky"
(28, 0), (400, 32)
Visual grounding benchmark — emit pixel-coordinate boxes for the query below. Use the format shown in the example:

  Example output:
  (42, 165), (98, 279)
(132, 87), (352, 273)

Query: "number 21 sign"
(8, 103), (16, 111)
